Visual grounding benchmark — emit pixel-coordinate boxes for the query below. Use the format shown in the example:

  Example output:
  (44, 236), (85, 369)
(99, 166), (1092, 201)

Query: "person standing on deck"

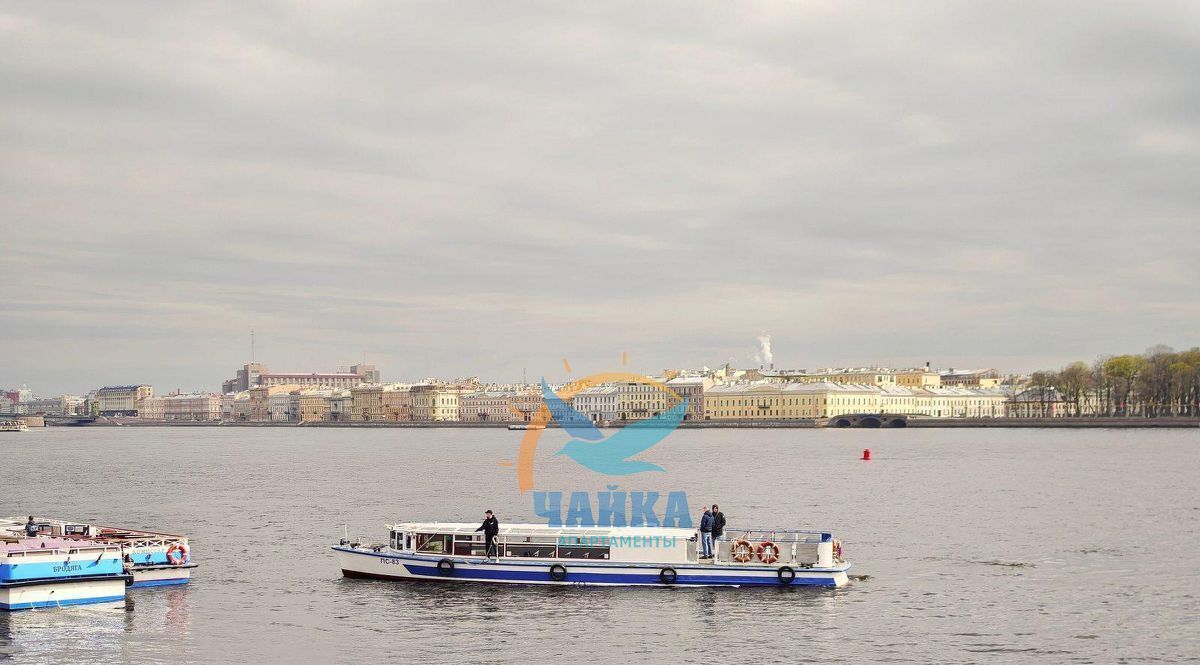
(24, 516), (38, 537)
(711, 504), (726, 559)
(699, 507), (714, 559)
(476, 510), (499, 559)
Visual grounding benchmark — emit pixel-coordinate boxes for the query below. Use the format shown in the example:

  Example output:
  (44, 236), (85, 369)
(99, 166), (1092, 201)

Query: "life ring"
(731, 539), (754, 563)
(166, 543), (189, 566)
(659, 568), (678, 585)
(777, 566), (796, 585)
(549, 564), (567, 581)
(756, 541), (780, 564)
(832, 539), (843, 561)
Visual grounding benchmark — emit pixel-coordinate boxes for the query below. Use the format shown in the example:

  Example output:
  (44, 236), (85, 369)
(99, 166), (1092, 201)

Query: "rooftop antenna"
(251, 329), (255, 362)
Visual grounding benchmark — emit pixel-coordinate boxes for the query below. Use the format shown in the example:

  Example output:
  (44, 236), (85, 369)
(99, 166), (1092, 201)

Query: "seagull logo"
(541, 379), (686, 476)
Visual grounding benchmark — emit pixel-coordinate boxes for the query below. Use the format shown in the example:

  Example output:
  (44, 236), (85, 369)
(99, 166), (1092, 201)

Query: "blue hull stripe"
(401, 563), (838, 586)
(0, 595), (125, 611)
(130, 578), (189, 588)
(0, 560), (123, 582)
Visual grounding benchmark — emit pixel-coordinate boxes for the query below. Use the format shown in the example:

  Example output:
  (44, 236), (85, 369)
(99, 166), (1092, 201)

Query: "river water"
(2, 426), (1197, 663)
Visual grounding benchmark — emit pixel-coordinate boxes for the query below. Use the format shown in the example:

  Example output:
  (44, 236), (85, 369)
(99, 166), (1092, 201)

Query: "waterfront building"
(249, 384), (299, 422)
(220, 394), (235, 420)
(410, 384), (464, 422)
(96, 385), (153, 416)
(268, 392), (292, 422)
(572, 386), (619, 423)
(459, 391), (520, 422)
(940, 368), (1002, 388)
(21, 398), (59, 415)
(665, 376), (714, 421)
(222, 362), (268, 393)
(329, 390), (353, 422)
(137, 396), (165, 420)
(880, 386), (918, 414)
(915, 387), (1008, 417)
(298, 391), (332, 422)
(704, 382), (883, 420)
(351, 384), (384, 421)
(382, 384), (412, 421)
(259, 372), (369, 390)
(350, 364), (381, 384)
(509, 390), (541, 422)
(613, 379), (678, 422)
(1007, 387), (1067, 417)
(894, 364), (942, 388)
(879, 386), (1008, 417)
(222, 362), (380, 393)
(162, 393), (222, 421)
(21, 395), (85, 416)
(795, 369), (898, 387)
(759, 369), (811, 383)
(227, 392), (251, 421)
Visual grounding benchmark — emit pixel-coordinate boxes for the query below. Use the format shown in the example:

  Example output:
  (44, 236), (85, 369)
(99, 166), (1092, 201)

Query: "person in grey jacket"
(699, 508), (714, 559)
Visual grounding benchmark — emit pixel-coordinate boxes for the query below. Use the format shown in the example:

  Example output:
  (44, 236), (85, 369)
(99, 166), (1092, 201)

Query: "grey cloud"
(1, 1), (1197, 394)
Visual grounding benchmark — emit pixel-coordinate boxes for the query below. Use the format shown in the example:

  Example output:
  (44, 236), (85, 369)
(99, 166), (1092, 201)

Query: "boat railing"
(712, 529), (830, 567)
(718, 528), (831, 544)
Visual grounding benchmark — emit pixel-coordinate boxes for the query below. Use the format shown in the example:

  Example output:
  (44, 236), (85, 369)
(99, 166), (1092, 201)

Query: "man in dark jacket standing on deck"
(476, 510), (499, 559)
(711, 504), (726, 558)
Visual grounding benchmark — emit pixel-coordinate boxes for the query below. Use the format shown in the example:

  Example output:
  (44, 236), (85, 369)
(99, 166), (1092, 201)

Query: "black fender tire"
(437, 558), (455, 576)
(777, 566), (796, 585)
(659, 568), (678, 585)
(549, 564), (567, 581)
(124, 575), (134, 587)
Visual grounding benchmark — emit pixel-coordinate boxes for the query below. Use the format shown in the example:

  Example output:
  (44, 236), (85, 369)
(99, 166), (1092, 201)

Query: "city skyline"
(1, 338), (1190, 398)
(4, 3), (1198, 396)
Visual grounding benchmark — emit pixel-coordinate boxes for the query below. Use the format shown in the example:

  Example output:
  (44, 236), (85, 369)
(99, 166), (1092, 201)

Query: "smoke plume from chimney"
(754, 334), (774, 366)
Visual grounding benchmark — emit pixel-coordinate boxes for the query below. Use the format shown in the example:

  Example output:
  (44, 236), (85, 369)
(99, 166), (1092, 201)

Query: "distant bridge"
(0, 413), (96, 426)
(823, 413), (908, 428)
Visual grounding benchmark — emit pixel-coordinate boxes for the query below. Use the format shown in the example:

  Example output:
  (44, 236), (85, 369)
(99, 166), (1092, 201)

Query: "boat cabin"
(382, 522), (841, 567)
(386, 523), (697, 564)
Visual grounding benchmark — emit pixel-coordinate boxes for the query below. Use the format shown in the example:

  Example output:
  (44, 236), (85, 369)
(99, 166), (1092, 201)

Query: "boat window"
(415, 533), (451, 553)
(504, 544), (556, 558)
(557, 546), (610, 560)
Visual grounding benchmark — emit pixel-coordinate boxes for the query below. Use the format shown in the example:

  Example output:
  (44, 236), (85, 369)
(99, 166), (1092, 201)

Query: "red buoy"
(861, 448), (871, 461)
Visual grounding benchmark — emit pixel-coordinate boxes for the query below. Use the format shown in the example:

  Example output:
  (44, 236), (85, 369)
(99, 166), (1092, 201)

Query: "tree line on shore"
(1025, 345), (1200, 417)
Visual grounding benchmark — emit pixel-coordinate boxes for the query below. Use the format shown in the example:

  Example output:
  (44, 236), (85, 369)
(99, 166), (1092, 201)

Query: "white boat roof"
(389, 522), (697, 539)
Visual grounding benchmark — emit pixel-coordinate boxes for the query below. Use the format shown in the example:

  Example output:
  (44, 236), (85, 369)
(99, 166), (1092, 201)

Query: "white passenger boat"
(2, 518), (196, 588)
(0, 420), (29, 432)
(507, 423), (546, 431)
(334, 522), (850, 587)
(1, 536), (129, 610)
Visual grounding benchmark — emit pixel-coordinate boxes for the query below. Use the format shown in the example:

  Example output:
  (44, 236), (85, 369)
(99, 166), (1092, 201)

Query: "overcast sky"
(2, 2), (1198, 395)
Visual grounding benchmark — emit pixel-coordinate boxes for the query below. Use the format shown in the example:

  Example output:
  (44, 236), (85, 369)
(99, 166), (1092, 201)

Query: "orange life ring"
(832, 539), (843, 561)
(756, 541), (781, 564)
(730, 539), (754, 563)
(166, 543), (189, 566)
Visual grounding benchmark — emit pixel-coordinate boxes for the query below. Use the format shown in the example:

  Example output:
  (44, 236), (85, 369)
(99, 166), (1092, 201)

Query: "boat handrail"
(715, 528), (831, 543)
